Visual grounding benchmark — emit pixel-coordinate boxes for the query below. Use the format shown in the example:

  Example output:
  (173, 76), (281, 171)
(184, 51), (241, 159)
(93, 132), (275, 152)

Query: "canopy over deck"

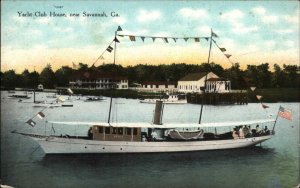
(48, 119), (275, 129)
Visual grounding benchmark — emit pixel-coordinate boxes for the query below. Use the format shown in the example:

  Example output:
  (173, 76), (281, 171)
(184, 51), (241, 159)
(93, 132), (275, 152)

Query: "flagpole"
(108, 29), (118, 124)
(272, 106), (280, 134)
(199, 28), (213, 124)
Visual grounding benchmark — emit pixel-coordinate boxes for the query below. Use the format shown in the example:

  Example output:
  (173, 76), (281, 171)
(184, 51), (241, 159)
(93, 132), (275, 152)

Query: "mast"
(198, 28), (213, 124)
(108, 27), (121, 124)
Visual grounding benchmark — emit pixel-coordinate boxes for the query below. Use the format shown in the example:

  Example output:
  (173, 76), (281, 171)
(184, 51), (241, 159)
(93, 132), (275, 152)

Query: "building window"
(118, 128), (123, 135)
(156, 85), (159, 88)
(99, 127), (103, 133)
(165, 84), (168, 88)
(112, 128), (117, 134)
(133, 128), (138, 135)
(105, 127), (110, 134)
(126, 128), (132, 135)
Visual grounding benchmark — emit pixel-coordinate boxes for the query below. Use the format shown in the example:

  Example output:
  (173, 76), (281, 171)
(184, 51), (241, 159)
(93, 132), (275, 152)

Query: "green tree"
(39, 64), (56, 88)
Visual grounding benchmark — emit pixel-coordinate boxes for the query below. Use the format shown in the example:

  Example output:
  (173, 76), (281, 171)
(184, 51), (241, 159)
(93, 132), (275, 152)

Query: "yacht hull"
(31, 135), (272, 154)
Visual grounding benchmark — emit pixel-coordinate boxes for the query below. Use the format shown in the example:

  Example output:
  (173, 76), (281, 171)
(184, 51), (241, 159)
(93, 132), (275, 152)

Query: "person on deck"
(239, 127), (245, 139)
(232, 128), (239, 139)
(263, 126), (270, 135)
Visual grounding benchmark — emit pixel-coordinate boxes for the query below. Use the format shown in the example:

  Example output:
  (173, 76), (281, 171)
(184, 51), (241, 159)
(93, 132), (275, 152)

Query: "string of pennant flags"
(25, 89), (73, 127)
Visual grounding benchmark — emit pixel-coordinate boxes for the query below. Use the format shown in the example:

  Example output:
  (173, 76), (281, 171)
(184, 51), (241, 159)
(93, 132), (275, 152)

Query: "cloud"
(262, 15), (278, 24)
(284, 40), (294, 48)
(220, 9), (244, 22)
(53, 27), (73, 33)
(232, 23), (258, 34)
(196, 26), (211, 35)
(178, 8), (208, 19)
(274, 28), (294, 34)
(36, 17), (51, 24)
(137, 9), (161, 22)
(283, 14), (299, 25)
(252, 7), (266, 15)
(112, 17), (126, 25)
(264, 40), (276, 49)
(30, 29), (43, 36)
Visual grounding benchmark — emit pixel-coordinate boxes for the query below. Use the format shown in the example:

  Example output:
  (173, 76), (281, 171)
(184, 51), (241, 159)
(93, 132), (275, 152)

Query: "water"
(1, 91), (299, 188)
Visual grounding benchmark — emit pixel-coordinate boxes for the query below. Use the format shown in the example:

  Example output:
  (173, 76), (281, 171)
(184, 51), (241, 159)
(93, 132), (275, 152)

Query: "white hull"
(31, 135), (272, 154)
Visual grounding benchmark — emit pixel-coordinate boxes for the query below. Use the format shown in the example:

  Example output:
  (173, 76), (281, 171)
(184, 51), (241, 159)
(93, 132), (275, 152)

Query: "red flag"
(278, 106), (292, 120)
(37, 112), (45, 119)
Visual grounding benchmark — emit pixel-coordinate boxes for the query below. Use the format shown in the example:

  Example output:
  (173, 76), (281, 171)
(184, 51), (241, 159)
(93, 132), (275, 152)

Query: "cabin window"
(105, 127), (110, 134)
(133, 128), (138, 135)
(112, 128), (118, 134)
(126, 128), (132, 135)
(118, 128), (123, 135)
(99, 127), (103, 133)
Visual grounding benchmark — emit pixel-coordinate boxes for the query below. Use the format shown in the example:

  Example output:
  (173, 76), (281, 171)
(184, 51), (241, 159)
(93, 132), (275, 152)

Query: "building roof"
(178, 72), (208, 81)
(71, 71), (127, 81)
(206, 77), (228, 81)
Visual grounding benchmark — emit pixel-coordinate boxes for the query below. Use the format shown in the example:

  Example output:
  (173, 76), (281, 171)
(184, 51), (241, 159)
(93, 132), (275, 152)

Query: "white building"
(178, 72), (231, 93)
(138, 82), (177, 93)
(69, 72), (128, 90)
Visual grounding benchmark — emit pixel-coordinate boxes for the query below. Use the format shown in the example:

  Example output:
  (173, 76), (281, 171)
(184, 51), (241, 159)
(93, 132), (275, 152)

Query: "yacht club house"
(178, 72), (231, 93)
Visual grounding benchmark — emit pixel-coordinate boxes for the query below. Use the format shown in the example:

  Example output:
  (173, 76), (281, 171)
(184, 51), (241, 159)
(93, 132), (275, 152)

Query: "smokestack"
(153, 100), (164, 125)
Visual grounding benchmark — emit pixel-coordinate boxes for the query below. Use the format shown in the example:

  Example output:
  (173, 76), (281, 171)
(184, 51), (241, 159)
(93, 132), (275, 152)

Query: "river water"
(1, 91), (299, 188)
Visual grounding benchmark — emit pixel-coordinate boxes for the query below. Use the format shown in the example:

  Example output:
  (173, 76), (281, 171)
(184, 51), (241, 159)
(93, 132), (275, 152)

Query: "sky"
(1, 0), (299, 73)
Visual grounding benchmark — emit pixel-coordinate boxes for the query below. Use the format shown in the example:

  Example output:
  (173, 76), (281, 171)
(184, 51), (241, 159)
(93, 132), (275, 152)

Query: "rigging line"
(92, 40), (115, 66)
(117, 34), (210, 39)
(211, 39), (234, 66)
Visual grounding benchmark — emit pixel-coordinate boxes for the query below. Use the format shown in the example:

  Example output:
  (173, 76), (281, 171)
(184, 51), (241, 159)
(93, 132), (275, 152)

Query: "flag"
(163, 38), (168, 43)
(212, 31), (218, 37)
(57, 96), (65, 102)
(106, 46), (113, 52)
(256, 95), (262, 100)
(219, 47), (226, 52)
(117, 26), (123, 31)
(250, 87), (256, 91)
(67, 88), (73, 95)
(129, 36), (135, 41)
(173, 38), (177, 42)
(184, 38), (189, 42)
(225, 54), (232, 58)
(194, 38), (200, 42)
(26, 119), (36, 127)
(114, 37), (120, 43)
(141, 37), (145, 42)
(152, 37), (156, 42)
(37, 112), (45, 119)
(278, 106), (292, 120)
(262, 104), (269, 109)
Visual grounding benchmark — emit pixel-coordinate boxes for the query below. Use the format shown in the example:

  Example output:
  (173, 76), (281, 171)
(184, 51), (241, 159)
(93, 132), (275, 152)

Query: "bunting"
(163, 38), (168, 43)
(100, 56), (104, 60)
(117, 26), (123, 31)
(67, 88), (73, 95)
(212, 31), (218, 38)
(250, 87), (256, 91)
(224, 54), (232, 59)
(129, 36), (136, 41)
(106, 46), (113, 52)
(152, 37), (156, 42)
(114, 37), (120, 43)
(256, 95), (263, 100)
(219, 47), (226, 52)
(184, 38), (189, 42)
(26, 119), (36, 127)
(173, 38), (177, 42)
(141, 37), (145, 42)
(194, 38), (200, 42)
(205, 37), (209, 41)
(37, 112), (45, 119)
(262, 104), (269, 109)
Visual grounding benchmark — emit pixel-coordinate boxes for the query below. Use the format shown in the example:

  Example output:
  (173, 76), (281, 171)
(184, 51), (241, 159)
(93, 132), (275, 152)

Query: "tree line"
(1, 62), (299, 89)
